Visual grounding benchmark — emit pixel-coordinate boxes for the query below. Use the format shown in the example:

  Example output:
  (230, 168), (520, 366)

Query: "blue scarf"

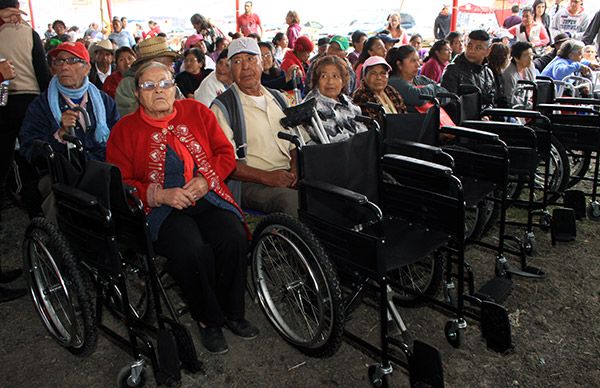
(47, 76), (110, 144)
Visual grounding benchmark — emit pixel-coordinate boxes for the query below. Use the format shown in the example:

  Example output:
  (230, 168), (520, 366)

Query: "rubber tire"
(566, 149), (591, 188)
(170, 324), (203, 374)
(445, 320), (465, 349)
(390, 253), (443, 307)
(117, 365), (146, 388)
(251, 213), (344, 358)
(470, 197), (500, 241)
(23, 217), (97, 356)
(537, 135), (570, 205)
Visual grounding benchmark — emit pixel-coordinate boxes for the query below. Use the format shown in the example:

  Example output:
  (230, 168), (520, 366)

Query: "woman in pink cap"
(352, 55), (406, 126)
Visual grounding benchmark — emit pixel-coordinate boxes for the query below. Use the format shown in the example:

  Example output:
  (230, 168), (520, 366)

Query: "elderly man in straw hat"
(88, 39), (115, 90)
(115, 36), (179, 116)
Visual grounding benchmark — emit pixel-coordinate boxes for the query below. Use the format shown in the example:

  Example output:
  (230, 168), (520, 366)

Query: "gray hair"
(134, 61), (173, 88)
(557, 39), (585, 59)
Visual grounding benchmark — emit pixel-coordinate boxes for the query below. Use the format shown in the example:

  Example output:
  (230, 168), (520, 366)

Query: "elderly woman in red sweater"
(106, 61), (258, 355)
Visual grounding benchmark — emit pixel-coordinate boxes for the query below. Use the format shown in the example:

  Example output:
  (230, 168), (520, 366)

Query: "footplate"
(474, 276), (513, 304)
(408, 340), (445, 388)
(480, 301), (513, 353)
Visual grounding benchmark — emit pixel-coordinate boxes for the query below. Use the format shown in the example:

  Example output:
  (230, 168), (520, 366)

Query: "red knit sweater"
(106, 99), (237, 214)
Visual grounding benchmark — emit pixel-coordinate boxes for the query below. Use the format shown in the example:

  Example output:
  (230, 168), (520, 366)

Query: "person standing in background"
(434, 5), (451, 40)
(285, 11), (301, 49)
(582, 9), (600, 51)
(0, 0), (49, 224)
(503, 5), (522, 29)
(237, 1), (263, 38)
(108, 17), (135, 48)
(551, 0), (590, 40)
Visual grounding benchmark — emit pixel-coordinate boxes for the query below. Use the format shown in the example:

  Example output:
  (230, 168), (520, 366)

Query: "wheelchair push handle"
(277, 131), (302, 148)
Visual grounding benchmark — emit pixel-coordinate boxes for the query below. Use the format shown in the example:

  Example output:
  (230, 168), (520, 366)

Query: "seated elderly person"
(541, 39), (596, 81)
(115, 36), (179, 116)
(352, 56), (407, 127)
(175, 48), (213, 98)
(21, 41), (118, 164)
(258, 41), (297, 91)
(194, 49), (232, 107)
(20, 42), (119, 219)
(503, 42), (537, 108)
(303, 55), (367, 143)
(106, 62), (257, 355)
(211, 37), (298, 216)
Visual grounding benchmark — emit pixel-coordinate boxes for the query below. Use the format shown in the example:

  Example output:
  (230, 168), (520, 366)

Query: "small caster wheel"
(587, 201), (600, 221)
(117, 363), (146, 388)
(368, 364), (393, 388)
(445, 319), (466, 348)
(523, 233), (536, 256)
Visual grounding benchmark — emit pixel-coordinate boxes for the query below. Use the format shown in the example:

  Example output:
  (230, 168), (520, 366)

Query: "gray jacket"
(502, 62), (537, 108)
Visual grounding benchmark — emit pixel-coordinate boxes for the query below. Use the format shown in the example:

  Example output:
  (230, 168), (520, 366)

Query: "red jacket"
(102, 71), (123, 99)
(106, 99), (237, 214)
(280, 49), (306, 79)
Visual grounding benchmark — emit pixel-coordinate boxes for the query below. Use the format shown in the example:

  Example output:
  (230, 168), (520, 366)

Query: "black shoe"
(199, 326), (229, 354)
(0, 286), (27, 303)
(225, 319), (259, 340)
(0, 268), (23, 284)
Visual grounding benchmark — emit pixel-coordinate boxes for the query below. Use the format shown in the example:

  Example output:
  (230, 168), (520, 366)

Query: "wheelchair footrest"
(408, 340), (445, 388)
(474, 277), (513, 304)
(551, 208), (577, 245)
(480, 301), (513, 354)
(156, 329), (182, 386)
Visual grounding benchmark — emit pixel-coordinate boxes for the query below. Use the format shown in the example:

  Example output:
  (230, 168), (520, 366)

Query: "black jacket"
(441, 53), (496, 108)
(533, 49), (557, 73)
(434, 13), (451, 40)
(89, 63), (116, 90)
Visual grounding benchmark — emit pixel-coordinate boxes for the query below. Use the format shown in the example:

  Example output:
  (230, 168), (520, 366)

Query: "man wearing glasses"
(21, 41), (118, 164)
(441, 29), (496, 110)
(211, 37), (298, 216)
(551, 0), (590, 40)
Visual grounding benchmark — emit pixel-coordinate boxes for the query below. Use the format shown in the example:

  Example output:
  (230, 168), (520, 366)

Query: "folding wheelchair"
(22, 138), (202, 387)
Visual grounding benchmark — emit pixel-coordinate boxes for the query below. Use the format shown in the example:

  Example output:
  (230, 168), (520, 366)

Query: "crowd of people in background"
(3, 0), (600, 352)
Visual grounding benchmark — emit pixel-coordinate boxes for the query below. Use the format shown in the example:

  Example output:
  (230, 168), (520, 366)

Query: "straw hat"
(133, 36), (178, 65)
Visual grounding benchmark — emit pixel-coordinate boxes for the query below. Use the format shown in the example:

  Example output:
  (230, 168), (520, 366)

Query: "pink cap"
(185, 34), (205, 50)
(362, 56), (392, 77)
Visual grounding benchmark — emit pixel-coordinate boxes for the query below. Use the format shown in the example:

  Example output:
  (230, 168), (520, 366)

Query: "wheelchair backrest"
(299, 128), (380, 226)
(534, 80), (555, 106)
(384, 108), (439, 146)
(459, 92), (482, 122)
(55, 160), (151, 273)
(381, 154), (464, 238)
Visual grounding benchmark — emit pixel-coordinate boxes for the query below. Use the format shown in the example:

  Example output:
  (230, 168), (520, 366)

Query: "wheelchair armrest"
(382, 154), (453, 177)
(537, 103), (599, 114)
(301, 179), (367, 205)
(355, 115), (381, 131)
(482, 108), (539, 119)
(52, 183), (99, 207)
(300, 179), (383, 221)
(435, 92), (459, 101)
(516, 79), (536, 87)
(384, 139), (455, 168)
(440, 126), (499, 142)
(554, 97), (600, 106)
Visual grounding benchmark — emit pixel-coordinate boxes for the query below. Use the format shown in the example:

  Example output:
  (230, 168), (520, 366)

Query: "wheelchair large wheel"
(534, 135), (570, 204)
(251, 213), (344, 358)
(23, 217), (97, 356)
(390, 252), (443, 307)
(566, 149), (591, 188)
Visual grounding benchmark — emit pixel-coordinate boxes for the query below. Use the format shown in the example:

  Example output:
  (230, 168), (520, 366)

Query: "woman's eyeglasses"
(138, 79), (176, 91)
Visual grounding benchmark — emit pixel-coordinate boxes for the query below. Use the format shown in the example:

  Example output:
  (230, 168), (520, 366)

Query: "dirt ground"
(1, 196), (599, 387)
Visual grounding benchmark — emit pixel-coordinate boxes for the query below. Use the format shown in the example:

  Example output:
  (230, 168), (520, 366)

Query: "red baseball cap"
(48, 41), (91, 63)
